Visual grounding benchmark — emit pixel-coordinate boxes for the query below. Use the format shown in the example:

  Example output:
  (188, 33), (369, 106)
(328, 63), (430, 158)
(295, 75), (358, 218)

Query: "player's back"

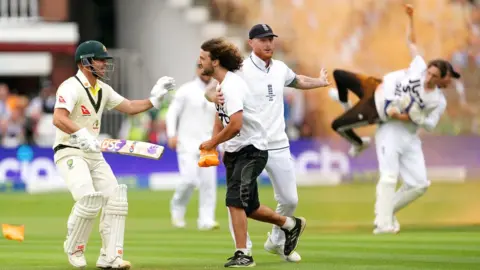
(217, 71), (267, 152)
(239, 56), (293, 149)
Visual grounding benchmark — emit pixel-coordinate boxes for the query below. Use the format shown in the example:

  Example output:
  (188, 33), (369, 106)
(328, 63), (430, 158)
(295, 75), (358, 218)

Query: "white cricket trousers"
(170, 152), (217, 228)
(374, 122), (430, 227)
(56, 155), (120, 253)
(229, 147), (298, 248)
(56, 155), (118, 201)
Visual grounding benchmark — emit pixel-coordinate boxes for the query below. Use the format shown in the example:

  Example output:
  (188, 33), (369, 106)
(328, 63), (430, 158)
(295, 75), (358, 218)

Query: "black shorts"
(223, 145), (268, 216)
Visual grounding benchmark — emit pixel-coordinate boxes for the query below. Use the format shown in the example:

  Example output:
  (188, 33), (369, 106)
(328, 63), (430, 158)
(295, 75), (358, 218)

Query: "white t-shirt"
(165, 77), (217, 154)
(237, 53), (296, 150)
(53, 70), (125, 162)
(375, 55), (447, 133)
(216, 71), (267, 153)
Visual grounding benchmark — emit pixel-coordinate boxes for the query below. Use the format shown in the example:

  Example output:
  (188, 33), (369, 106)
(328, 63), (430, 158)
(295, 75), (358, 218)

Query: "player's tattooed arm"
(288, 68), (330, 89)
(53, 108), (82, 134)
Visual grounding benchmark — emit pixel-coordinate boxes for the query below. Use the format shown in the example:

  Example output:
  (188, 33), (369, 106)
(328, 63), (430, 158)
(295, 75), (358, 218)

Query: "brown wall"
(51, 53), (75, 89)
(39, 0), (69, 21)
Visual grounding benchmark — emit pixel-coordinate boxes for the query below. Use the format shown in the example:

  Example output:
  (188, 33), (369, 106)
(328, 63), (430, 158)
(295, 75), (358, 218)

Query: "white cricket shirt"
(53, 70), (125, 162)
(165, 77), (217, 154)
(237, 53), (296, 150)
(375, 55), (447, 134)
(216, 71), (267, 153)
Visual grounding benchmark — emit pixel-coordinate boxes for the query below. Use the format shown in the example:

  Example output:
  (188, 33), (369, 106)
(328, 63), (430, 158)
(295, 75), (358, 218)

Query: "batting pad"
(104, 184), (128, 261)
(64, 192), (103, 254)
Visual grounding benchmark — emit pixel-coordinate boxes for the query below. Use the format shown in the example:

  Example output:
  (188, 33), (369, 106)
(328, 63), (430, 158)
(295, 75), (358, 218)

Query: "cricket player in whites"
(373, 57), (455, 234)
(52, 40), (175, 269)
(166, 63), (219, 230)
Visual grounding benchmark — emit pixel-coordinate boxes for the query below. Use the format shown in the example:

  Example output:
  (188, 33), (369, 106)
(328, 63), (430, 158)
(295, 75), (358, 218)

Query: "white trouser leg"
(170, 153), (198, 222)
(56, 156), (104, 268)
(197, 165), (217, 228)
(92, 160), (124, 256)
(395, 139), (429, 213)
(265, 148), (298, 246)
(374, 125), (401, 229)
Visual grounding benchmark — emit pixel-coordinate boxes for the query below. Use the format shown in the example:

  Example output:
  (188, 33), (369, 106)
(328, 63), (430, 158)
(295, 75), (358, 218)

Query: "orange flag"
(198, 149), (220, 167)
(2, 224), (25, 242)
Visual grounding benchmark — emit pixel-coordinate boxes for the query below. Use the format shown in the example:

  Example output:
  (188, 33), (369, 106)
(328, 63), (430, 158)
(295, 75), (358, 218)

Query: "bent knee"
(331, 118), (343, 131)
(277, 194), (298, 208)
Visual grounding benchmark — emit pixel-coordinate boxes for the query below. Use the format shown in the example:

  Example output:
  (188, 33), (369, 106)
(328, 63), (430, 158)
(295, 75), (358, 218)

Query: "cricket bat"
(99, 138), (165, 160)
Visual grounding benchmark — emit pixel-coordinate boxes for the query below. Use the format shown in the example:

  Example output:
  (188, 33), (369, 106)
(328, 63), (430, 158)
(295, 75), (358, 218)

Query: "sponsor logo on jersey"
(93, 120), (99, 130)
(58, 96), (66, 103)
(67, 159), (74, 170)
(81, 105), (91, 116)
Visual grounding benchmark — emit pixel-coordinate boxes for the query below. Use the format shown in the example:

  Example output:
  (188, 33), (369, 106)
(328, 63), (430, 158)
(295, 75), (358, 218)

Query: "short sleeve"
(223, 79), (244, 117)
(55, 82), (78, 113)
(105, 87), (125, 110)
(382, 70), (405, 100)
(283, 63), (297, 86)
(407, 55), (427, 75)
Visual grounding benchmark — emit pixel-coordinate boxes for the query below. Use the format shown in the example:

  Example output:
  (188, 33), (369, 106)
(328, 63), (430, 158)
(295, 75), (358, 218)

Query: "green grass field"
(1, 182), (479, 270)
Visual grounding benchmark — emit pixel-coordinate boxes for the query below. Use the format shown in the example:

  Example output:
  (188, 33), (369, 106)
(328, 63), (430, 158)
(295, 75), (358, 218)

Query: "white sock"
(236, 248), (251, 256)
(281, 217), (295, 230)
(341, 101), (352, 111)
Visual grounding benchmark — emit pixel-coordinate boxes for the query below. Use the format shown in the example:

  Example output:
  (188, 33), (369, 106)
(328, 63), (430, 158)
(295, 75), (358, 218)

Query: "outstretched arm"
(405, 4), (420, 58)
(288, 68), (330, 90)
(114, 76), (176, 115)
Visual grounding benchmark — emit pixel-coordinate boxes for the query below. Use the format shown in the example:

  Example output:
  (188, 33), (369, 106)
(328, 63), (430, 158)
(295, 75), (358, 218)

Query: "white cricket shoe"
(64, 241), (87, 268)
(393, 216), (400, 233)
(264, 233), (301, 262)
(96, 255), (131, 269)
(171, 218), (186, 229)
(328, 88), (352, 111)
(373, 225), (397, 235)
(329, 88), (340, 102)
(198, 221), (220, 231)
(348, 137), (371, 157)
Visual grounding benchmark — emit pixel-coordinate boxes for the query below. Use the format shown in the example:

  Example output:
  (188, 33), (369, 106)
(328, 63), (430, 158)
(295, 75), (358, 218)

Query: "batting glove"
(149, 76), (176, 109)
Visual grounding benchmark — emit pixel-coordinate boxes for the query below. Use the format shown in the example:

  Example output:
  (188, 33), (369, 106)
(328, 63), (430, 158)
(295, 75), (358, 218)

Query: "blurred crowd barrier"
(0, 136), (477, 193)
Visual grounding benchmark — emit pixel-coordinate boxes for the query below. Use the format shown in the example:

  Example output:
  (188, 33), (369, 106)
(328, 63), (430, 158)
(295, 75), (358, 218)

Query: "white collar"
(194, 77), (209, 88)
(250, 52), (272, 72)
(75, 70), (95, 88)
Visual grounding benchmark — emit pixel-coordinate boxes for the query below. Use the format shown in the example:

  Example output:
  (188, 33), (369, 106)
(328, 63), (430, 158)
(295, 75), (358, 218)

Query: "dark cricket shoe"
(224, 251), (256, 268)
(282, 217), (307, 256)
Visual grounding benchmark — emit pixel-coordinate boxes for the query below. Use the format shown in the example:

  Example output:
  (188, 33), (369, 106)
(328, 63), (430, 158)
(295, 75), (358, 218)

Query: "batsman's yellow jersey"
(53, 70), (125, 162)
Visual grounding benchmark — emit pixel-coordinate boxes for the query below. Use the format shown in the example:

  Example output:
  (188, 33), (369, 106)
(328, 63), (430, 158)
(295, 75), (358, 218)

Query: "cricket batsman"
(52, 40), (175, 269)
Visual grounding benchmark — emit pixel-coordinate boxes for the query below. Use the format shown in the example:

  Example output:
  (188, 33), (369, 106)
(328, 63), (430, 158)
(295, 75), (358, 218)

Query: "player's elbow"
(229, 112), (243, 135)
